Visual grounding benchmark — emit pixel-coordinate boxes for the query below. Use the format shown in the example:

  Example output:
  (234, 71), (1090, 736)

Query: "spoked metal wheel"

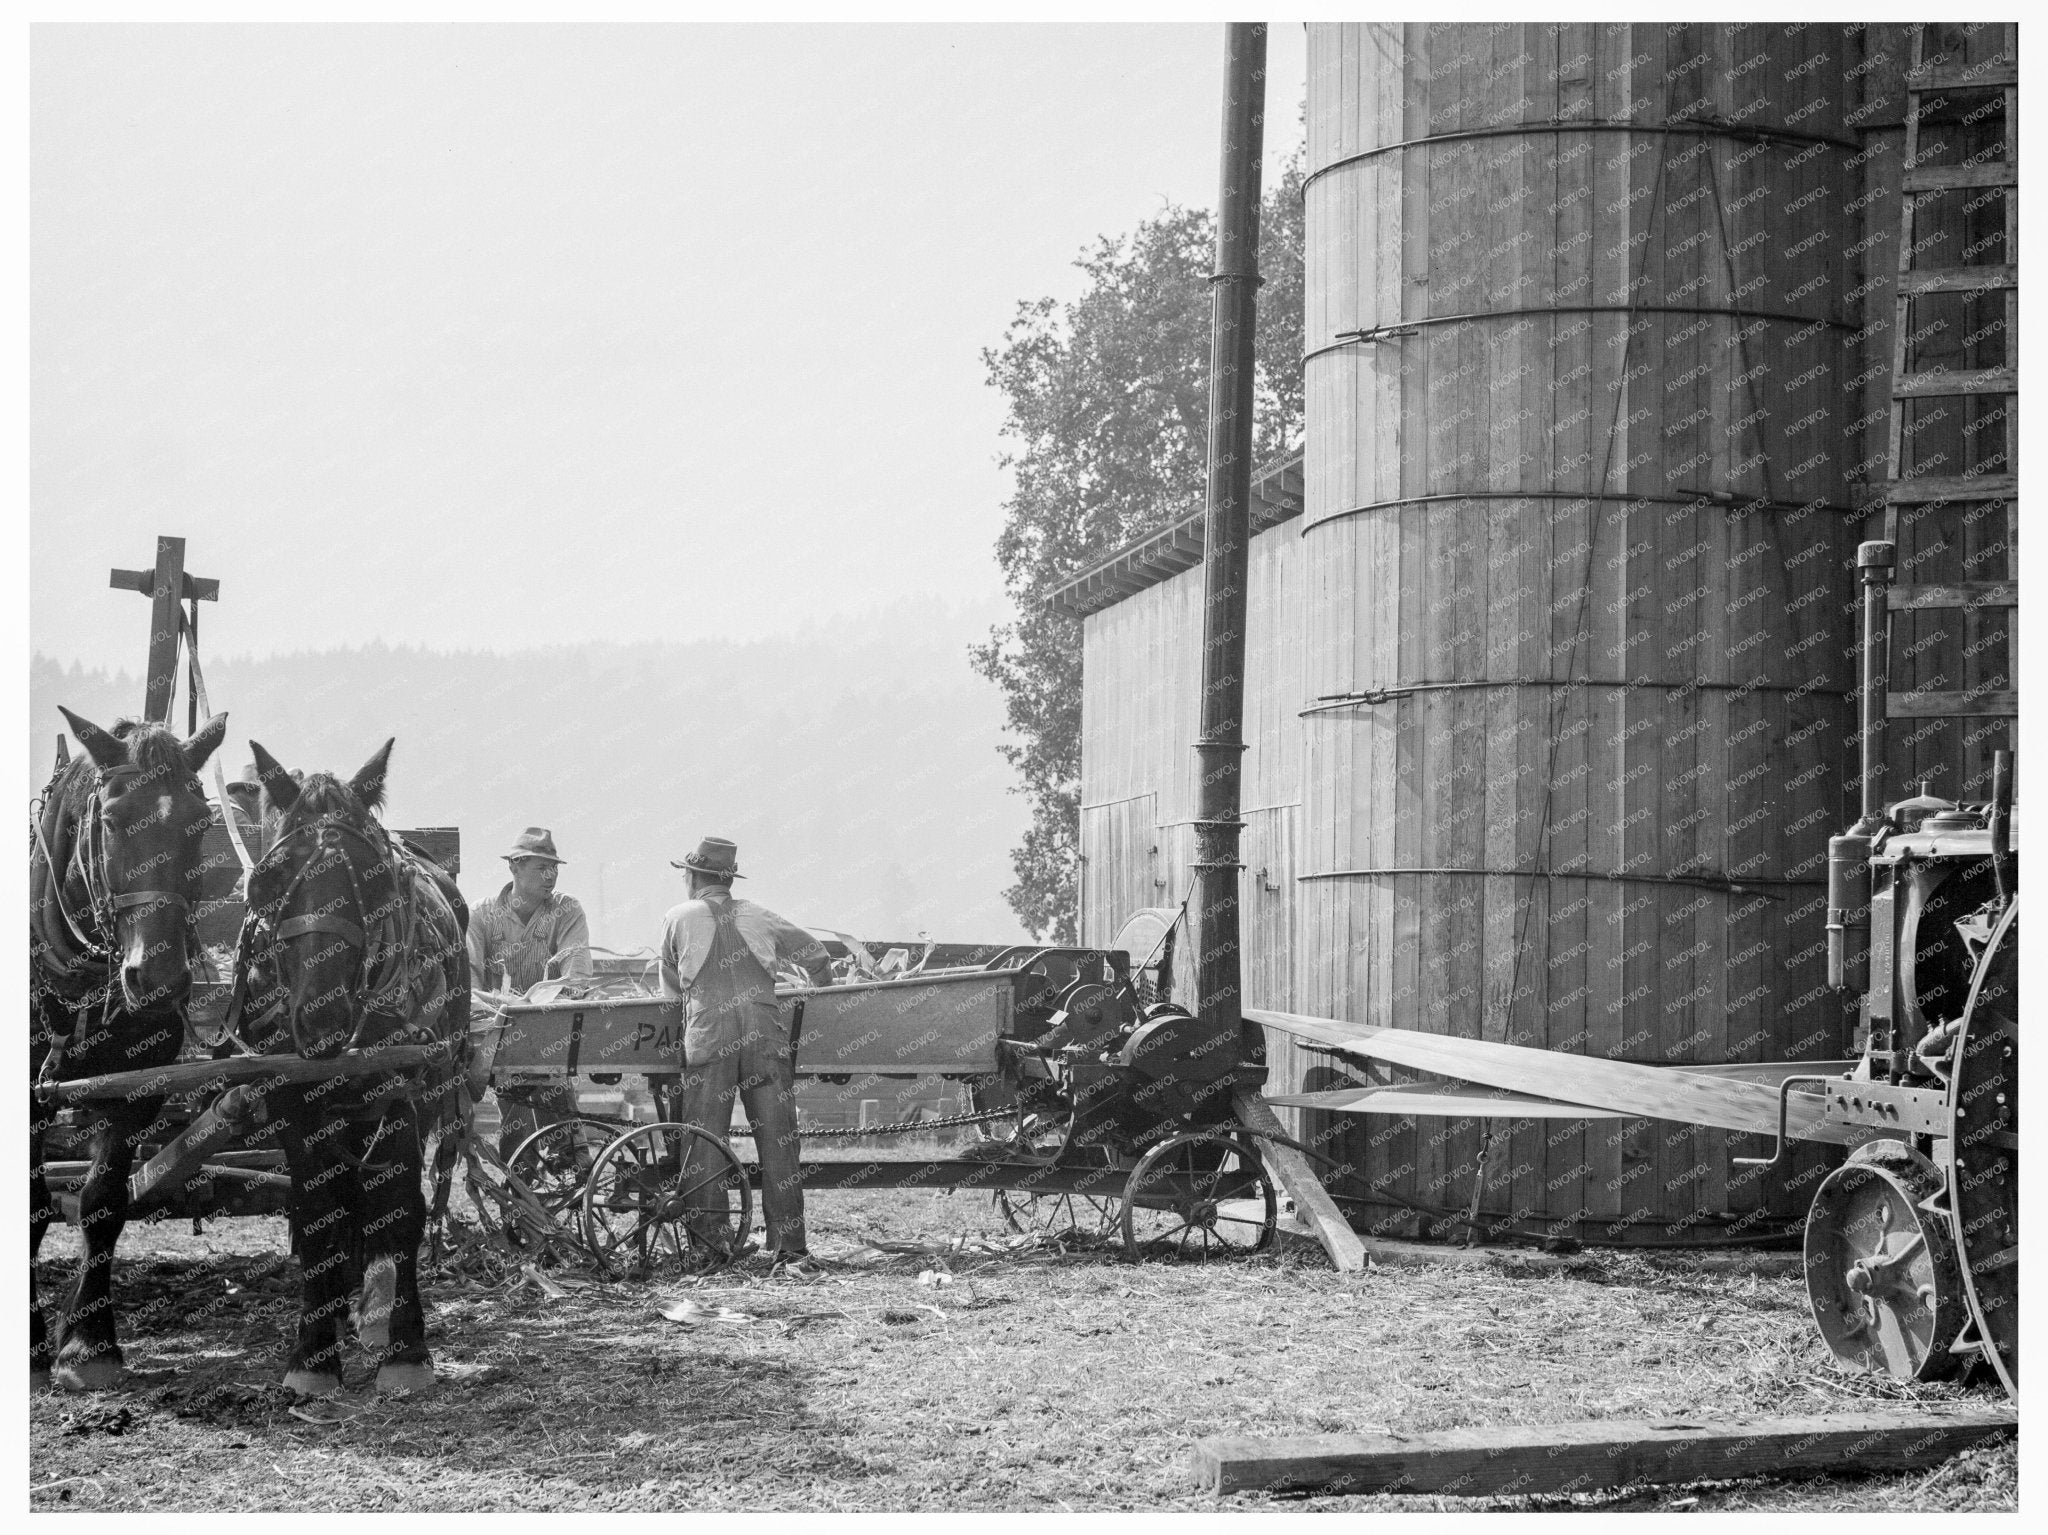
(1805, 1138), (1966, 1381)
(505, 1117), (625, 1241)
(1945, 899), (2018, 1396)
(996, 1187), (1123, 1245)
(580, 1122), (753, 1279)
(1121, 1132), (1276, 1262)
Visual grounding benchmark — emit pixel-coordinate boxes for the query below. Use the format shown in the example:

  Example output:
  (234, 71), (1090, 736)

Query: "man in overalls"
(658, 837), (833, 1275)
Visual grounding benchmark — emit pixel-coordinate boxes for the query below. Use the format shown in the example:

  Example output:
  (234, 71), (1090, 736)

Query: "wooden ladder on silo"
(1879, 24), (2019, 727)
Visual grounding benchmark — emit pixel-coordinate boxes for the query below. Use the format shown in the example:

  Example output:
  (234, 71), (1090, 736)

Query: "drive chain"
(800, 1105), (1020, 1140)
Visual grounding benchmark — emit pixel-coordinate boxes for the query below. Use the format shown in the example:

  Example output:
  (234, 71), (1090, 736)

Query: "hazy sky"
(32, 23), (1307, 674)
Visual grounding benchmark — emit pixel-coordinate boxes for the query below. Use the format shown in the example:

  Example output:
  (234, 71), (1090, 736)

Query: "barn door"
(1079, 794), (1161, 948)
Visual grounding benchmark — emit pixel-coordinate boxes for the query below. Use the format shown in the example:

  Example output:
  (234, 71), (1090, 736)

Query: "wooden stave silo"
(1296, 22), (1862, 1243)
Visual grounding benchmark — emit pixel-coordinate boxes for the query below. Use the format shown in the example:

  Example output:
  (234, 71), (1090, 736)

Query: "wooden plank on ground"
(1235, 1088), (1368, 1273)
(1192, 1406), (2017, 1496)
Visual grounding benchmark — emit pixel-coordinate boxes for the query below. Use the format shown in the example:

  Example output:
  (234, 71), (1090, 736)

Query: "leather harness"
(228, 812), (428, 1060)
(30, 765), (202, 1049)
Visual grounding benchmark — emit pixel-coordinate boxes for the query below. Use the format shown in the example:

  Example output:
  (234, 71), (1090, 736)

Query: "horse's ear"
(249, 740), (300, 812)
(181, 712), (228, 775)
(58, 707), (127, 773)
(350, 738), (394, 812)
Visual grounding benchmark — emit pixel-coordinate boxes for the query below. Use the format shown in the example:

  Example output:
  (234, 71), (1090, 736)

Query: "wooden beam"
(1192, 1406), (2017, 1497)
(1234, 1088), (1368, 1273)
(1887, 689), (2019, 718)
(1884, 472), (2015, 504)
(142, 535), (186, 723)
(39, 1043), (446, 1107)
(1679, 1059), (1860, 1084)
(1897, 264), (2016, 295)
(109, 568), (220, 602)
(1905, 63), (2017, 90)
(1888, 581), (2019, 611)
(1902, 164), (2015, 193)
(1892, 367), (2016, 398)
(1264, 1084), (1633, 1118)
(1244, 1009), (1864, 1146)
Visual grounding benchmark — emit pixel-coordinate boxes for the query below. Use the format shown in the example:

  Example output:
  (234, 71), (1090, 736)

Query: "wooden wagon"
(470, 946), (1284, 1271)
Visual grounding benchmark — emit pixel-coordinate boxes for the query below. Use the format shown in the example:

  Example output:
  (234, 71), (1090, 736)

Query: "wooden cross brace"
(109, 535), (218, 727)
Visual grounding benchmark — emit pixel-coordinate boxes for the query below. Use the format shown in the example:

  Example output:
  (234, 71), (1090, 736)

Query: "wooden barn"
(1050, 22), (2011, 1247)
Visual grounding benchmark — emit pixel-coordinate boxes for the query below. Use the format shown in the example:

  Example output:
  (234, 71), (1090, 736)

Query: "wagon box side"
(482, 969), (1014, 1081)
(786, 972), (1013, 1078)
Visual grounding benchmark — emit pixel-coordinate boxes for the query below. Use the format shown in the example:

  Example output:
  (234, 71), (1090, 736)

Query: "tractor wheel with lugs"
(1121, 1131), (1276, 1261)
(1804, 1137), (1966, 1381)
(1944, 899), (2018, 1396)
(580, 1122), (752, 1279)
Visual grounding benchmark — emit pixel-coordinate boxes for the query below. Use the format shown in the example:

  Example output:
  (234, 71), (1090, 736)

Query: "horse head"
(241, 738), (403, 1058)
(51, 708), (228, 1013)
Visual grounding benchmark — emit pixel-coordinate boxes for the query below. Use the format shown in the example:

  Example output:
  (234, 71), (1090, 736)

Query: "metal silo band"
(1300, 116), (1860, 195)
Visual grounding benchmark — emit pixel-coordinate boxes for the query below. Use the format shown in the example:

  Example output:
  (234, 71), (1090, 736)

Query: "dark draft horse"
(233, 738), (469, 1395)
(31, 708), (228, 1390)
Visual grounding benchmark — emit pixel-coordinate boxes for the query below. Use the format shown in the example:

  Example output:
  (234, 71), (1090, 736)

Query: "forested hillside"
(29, 599), (1032, 948)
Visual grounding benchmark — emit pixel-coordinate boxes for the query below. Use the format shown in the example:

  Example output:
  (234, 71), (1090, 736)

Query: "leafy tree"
(972, 146), (1305, 941)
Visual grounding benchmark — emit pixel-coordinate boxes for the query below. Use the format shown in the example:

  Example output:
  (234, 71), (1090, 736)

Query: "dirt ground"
(29, 1187), (2017, 1513)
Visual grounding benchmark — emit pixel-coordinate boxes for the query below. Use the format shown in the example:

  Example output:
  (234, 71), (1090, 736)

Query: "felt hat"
(671, 836), (744, 879)
(503, 827), (565, 864)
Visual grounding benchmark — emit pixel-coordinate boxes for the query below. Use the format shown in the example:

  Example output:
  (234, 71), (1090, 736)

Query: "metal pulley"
(1804, 1138), (1966, 1382)
(1116, 1001), (1238, 1127)
(1037, 979), (1121, 1058)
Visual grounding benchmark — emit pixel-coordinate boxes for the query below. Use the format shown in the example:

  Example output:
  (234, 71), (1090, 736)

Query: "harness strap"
(34, 776), (203, 970)
(33, 759), (214, 1054)
(276, 912), (366, 946)
(110, 890), (191, 915)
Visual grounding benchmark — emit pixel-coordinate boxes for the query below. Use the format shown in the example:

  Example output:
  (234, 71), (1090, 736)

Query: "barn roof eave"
(1043, 452), (1305, 621)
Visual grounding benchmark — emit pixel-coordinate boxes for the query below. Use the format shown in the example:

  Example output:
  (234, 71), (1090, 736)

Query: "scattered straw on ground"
(29, 1190), (2015, 1512)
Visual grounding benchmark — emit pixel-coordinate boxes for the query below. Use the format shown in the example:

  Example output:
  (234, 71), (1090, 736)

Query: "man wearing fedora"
(469, 827), (592, 1156)
(659, 836), (833, 1275)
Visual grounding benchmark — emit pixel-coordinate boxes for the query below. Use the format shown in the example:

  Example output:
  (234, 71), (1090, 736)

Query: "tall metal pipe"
(1193, 22), (1266, 1072)
(1857, 540), (1896, 821)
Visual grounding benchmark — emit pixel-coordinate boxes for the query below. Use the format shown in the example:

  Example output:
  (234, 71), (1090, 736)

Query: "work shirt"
(467, 885), (592, 995)
(658, 890), (833, 1004)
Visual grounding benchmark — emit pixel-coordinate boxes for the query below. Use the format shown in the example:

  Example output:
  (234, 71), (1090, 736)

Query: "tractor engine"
(1800, 541), (2018, 1398)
